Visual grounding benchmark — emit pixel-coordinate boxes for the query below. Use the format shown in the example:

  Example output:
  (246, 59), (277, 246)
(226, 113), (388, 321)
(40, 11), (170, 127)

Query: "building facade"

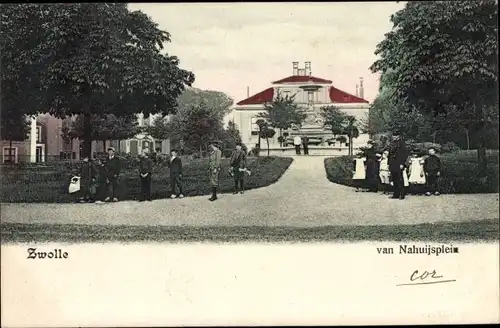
(233, 62), (370, 155)
(1, 113), (171, 164)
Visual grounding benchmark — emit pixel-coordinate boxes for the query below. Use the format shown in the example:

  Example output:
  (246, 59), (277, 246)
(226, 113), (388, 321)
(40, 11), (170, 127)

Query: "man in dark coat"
(388, 131), (409, 199)
(93, 158), (107, 203)
(302, 135), (310, 155)
(138, 150), (153, 201)
(229, 143), (247, 194)
(104, 147), (121, 202)
(365, 151), (380, 192)
(423, 147), (442, 196)
(78, 156), (96, 203)
(208, 141), (222, 201)
(167, 149), (184, 199)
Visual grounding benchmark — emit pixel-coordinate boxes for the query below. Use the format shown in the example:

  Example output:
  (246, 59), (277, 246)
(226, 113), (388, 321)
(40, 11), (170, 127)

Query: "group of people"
(352, 131), (442, 200)
(293, 135), (310, 155)
(71, 141), (250, 203)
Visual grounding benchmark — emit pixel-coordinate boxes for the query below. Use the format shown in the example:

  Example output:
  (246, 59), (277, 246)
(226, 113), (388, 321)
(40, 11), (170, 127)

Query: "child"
(408, 152), (426, 195)
(423, 148), (442, 196)
(168, 149), (184, 199)
(378, 150), (391, 194)
(352, 155), (366, 192)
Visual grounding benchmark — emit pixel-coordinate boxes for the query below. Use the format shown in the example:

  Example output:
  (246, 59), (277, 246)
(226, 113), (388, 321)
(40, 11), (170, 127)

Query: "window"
(36, 126), (42, 143)
(62, 139), (72, 152)
(250, 117), (261, 135)
(3, 147), (17, 164)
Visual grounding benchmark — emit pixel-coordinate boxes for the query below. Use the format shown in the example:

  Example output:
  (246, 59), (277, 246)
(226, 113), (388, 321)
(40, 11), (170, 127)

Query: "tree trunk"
(266, 137), (270, 157)
(475, 105), (487, 177)
(83, 113), (92, 159)
(279, 128), (283, 147)
(199, 144), (202, 158)
(117, 140), (121, 152)
(465, 128), (470, 150)
(102, 140), (106, 153)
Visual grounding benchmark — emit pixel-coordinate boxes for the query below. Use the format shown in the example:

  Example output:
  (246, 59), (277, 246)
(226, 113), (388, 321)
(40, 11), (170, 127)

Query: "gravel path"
(1, 156), (498, 227)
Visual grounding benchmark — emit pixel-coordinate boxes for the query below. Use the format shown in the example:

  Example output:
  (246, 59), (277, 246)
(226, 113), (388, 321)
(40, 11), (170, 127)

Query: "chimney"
(304, 61), (311, 76)
(293, 62), (299, 75)
(247, 86), (249, 98)
(359, 77), (364, 99)
(355, 84), (359, 97)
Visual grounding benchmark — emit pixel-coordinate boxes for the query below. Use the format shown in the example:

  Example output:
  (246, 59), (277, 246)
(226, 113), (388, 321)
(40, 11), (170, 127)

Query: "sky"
(129, 2), (405, 104)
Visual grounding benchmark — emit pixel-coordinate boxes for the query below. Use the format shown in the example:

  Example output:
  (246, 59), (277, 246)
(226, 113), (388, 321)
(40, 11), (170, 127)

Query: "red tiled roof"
(236, 87), (274, 105)
(329, 86), (368, 103)
(272, 75), (332, 84)
(236, 85), (368, 106)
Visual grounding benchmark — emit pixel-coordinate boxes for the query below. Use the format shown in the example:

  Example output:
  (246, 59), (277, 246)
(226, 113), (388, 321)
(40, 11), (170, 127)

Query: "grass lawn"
(0, 156), (293, 203)
(1, 219), (498, 243)
(324, 150), (499, 194)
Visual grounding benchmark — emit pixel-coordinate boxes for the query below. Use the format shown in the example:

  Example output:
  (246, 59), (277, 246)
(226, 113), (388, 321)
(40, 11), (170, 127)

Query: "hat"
(208, 140), (220, 146)
(376, 153), (382, 157)
(107, 147), (115, 152)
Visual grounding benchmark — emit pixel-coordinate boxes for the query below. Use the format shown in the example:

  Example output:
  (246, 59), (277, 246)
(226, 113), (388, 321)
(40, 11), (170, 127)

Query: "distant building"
(233, 61), (370, 154)
(110, 113), (171, 155)
(1, 113), (171, 164)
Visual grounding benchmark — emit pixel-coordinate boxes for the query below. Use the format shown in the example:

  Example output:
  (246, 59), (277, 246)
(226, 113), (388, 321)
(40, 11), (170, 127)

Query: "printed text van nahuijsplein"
(399, 244), (458, 256)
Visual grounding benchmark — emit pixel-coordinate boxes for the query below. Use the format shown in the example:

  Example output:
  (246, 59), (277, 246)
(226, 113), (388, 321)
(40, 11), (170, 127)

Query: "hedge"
(0, 156), (293, 203)
(324, 150), (499, 194)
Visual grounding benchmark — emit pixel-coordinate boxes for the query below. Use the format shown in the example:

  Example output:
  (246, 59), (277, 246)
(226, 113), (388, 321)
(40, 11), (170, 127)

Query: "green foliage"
(176, 87), (234, 120)
(321, 106), (346, 135)
(1, 3), (194, 156)
(221, 120), (243, 151)
(371, 0), (498, 111)
(70, 114), (141, 141)
(176, 103), (222, 156)
(145, 115), (172, 140)
(260, 91), (306, 146)
(0, 110), (30, 143)
(369, 0), (499, 173)
(257, 121), (276, 157)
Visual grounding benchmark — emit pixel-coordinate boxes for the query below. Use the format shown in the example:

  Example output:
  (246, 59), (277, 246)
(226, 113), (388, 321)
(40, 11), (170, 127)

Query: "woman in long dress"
(408, 153), (426, 194)
(352, 156), (366, 192)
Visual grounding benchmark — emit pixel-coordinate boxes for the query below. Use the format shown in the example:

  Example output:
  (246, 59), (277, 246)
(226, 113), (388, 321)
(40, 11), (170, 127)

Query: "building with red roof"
(232, 62), (370, 154)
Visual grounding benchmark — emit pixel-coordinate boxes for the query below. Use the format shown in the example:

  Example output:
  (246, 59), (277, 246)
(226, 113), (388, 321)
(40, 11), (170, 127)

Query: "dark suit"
(168, 156), (183, 196)
(230, 149), (246, 191)
(139, 157), (153, 200)
(105, 156), (121, 199)
(388, 138), (408, 198)
(423, 155), (442, 193)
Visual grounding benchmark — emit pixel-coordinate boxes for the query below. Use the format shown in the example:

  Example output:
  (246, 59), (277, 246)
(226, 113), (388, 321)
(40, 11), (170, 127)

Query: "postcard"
(1, 2), (499, 326)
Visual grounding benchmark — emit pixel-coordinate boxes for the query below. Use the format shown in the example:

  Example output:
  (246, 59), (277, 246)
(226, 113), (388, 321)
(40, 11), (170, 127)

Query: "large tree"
(370, 0), (498, 174)
(1, 3), (194, 158)
(176, 87), (234, 120)
(321, 105), (347, 136)
(177, 103), (222, 156)
(259, 92), (306, 147)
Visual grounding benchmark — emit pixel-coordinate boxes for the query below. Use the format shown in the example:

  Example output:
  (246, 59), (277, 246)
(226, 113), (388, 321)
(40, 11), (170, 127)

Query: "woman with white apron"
(408, 154), (426, 194)
(352, 156), (366, 191)
(379, 151), (391, 194)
